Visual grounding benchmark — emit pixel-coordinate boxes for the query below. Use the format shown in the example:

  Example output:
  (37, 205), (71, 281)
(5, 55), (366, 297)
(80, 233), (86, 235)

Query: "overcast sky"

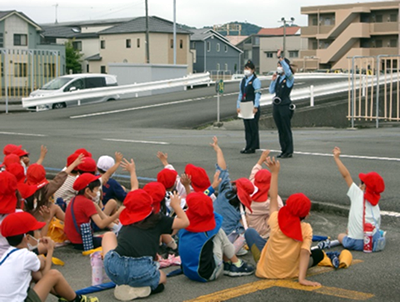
(3, 0), (391, 28)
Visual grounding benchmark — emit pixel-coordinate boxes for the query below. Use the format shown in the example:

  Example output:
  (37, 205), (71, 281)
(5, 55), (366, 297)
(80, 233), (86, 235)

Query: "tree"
(65, 39), (83, 74)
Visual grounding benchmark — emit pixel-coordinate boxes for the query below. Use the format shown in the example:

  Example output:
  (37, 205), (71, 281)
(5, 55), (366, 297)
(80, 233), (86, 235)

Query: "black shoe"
(277, 153), (283, 158)
(240, 148), (247, 154)
(281, 153), (293, 158)
(242, 149), (255, 154)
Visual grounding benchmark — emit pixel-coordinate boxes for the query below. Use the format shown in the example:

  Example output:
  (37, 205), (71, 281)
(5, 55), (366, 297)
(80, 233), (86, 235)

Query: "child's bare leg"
(102, 232), (118, 256)
(103, 199), (118, 216)
(33, 269), (77, 302)
(338, 233), (347, 244)
(159, 270), (167, 285)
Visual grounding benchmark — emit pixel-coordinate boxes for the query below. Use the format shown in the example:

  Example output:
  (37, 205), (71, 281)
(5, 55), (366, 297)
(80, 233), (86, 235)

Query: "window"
(14, 34), (27, 46)
(14, 63), (27, 77)
(126, 39), (131, 48)
(65, 79), (84, 91)
(86, 65), (89, 73)
(207, 41), (211, 52)
(312, 40), (318, 49)
(266, 52), (274, 58)
(216, 63), (220, 70)
(390, 14), (398, 22)
(180, 39), (183, 49)
(170, 39), (174, 48)
(224, 45), (228, 52)
(376, 15), (383, 23)
(289, 51), (299, 58)
(100, 66), (106, 74)
(0, 33), (3, 48)
(72, 41), (82, 51)
(253, 37), (260, 45)
(137, 38), (140, 48)
(216, 43), (220, 52)
(390, 39), (398, 48)
(225, 63), (228, 71)
(100, 40), (105, 49)
(312, 17), (318, 26)
(43, 63), (56, 77)
(376, 40), (383, 48)
(191, 41), (196, 49)
(1, 63), (3, 77)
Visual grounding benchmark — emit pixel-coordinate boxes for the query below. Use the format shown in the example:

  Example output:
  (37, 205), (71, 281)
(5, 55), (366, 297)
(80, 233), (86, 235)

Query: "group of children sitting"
(0, 138), (386, 301)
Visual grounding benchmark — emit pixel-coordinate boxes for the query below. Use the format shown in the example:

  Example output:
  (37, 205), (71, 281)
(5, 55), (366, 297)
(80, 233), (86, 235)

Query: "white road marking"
(381, 211), (400, 218)
(0, 131), (46, 137)
(261, 149), (400, 162)
(102, 138), (169, 145)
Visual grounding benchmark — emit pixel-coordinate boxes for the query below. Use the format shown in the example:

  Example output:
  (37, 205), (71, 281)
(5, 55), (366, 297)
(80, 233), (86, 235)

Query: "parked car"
(27, 74), (119, 110)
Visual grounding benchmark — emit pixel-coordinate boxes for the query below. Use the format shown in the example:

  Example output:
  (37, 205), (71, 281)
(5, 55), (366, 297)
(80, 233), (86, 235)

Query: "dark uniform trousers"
(243, 106), (260, 150)
(273, 104), (293, 155)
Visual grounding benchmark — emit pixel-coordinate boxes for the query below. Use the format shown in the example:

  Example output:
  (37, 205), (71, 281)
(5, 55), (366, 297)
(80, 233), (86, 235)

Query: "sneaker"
(326, 252), (340, 269)
(223, 261), (231, 275)
(236, 247), (248, 256)
(114, 285), (151, 301)
(228, 261), (255, 277)
(317, 239), (331, 250)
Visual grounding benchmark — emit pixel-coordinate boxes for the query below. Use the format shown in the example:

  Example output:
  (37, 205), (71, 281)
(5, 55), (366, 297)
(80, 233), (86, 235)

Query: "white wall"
(4, 14), (28, 49)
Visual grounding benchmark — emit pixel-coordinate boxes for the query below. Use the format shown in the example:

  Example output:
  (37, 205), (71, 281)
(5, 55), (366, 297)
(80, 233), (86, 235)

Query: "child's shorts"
(342, 232), (381, 251)
(104, 250), (160, 290)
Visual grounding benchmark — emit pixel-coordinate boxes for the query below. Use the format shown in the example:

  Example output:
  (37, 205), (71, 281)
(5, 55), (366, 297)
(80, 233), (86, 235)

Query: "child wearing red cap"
(246, 150), (284, 239)
(179, 192), (255, 282)
(64, 173), (124, 250)
(102, 189), (189, 300)
(0, 212), (98, 302)
(333, 147), (386, 251)
(245, 157), (323, 286)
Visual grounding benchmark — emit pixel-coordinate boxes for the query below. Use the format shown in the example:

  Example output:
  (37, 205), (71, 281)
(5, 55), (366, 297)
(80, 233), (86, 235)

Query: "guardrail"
(22, 73), (211, 108)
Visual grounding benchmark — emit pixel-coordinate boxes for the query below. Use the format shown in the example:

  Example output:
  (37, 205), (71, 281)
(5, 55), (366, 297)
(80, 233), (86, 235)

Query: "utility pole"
(279, 17), (294, 58)
(173, 0), (176, 65)
(145, 0), (150, 63)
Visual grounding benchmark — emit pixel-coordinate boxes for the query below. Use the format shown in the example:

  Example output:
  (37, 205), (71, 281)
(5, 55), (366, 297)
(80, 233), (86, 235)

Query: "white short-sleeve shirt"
(347, 183), (381, 239)
(0, 247), (41, 302)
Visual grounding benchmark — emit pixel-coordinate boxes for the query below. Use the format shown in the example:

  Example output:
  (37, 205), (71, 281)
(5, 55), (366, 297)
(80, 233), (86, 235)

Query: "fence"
(0, 48), (63, 103)
(348, 55), (400, 128)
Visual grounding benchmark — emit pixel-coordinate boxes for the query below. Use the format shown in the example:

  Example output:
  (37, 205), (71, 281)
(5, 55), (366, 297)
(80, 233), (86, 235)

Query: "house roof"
(258, 26), (300, 36)
(99, 16), (192, 35)
(225, 35), (248, 46)
(41, 25), (100, 39)
(40, 17), (134, 28)
(190, 28), (243, 53)
(0, 10), (42, 31)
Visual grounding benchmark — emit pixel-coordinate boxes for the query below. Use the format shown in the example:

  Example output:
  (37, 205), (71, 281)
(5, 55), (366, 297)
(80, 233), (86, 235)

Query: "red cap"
(17, 183), (38, 199)
(2, 154), (20, 168)
(77, 157), (96, 173)
(143, 182), (166, 213)
(74, 148), (92, 158)
(26, 164), (48, 188)
(0, 212), (46, 237)
(252, 170), (271, 202)
(73, 173), (100, 191)
(185, 164), (211, 192)
(185, 192), (216, 232)
(0, 171), (18, 214)
(12, 148), (29, 157)
(278, 193), (311, 242)
(120, 189), (153, 225)
(359, 172), (385, 206)
(235, 178), (255, 213)
(157, 168), (178, 189)
(67, 153), (79, 167)
(3, 144), (22, 156)
(6, 163), (25, 183)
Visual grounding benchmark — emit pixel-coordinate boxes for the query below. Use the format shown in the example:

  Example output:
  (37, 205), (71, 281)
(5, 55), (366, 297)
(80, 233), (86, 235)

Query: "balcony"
(301, 26), (334, 37)
(370, 22), (399, 35)
(369, 47), (399, 56)
(300, 50), (317, 57)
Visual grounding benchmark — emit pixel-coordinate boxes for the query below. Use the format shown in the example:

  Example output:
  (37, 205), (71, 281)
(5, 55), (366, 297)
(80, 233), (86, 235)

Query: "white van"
(27, 73), (120, 109)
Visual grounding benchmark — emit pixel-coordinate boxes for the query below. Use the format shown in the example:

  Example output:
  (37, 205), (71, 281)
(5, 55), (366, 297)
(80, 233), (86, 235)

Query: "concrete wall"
(108, 63), (188, 97)
(4, 15), (28, 49)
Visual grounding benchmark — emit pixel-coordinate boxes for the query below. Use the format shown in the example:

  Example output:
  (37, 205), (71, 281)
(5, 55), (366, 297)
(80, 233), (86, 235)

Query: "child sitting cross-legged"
(102, 180), (189, 301)
(0, 212), (98, 302)
(245, 157), (324, 286)
(179, 191), (255, 282)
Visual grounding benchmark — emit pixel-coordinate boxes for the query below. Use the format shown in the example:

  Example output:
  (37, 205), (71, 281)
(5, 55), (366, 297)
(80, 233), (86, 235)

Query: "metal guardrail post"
(351, 56), (355, 128)
(4, 50), (9, 114)
(376, 55), (381, 129)
(310, 85), (314, 107)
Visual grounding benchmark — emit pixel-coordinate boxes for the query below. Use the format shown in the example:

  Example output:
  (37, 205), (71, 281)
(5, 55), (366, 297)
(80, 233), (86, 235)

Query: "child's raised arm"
(36, 145), (48, 165)
(170, 192), (189, 230)
(210, 136), (226, 170)
(100, 152), (123, 184)
(121, 158), (138, 191)
(157, 151), (169, 167)
(333, 147), (353, 187)
(264, 157), (280, 214)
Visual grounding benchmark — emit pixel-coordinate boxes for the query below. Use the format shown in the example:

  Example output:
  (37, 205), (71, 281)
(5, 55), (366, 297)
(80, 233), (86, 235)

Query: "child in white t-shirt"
(0, 212), (98, 302)
(333, 147), (385, 251)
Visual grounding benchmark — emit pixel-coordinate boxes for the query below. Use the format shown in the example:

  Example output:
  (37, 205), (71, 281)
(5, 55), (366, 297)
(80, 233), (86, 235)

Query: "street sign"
(215, 79), (224, 94)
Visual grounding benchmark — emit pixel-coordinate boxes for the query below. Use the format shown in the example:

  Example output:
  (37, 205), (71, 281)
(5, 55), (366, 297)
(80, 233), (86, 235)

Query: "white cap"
(97, 155), (115, 171)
